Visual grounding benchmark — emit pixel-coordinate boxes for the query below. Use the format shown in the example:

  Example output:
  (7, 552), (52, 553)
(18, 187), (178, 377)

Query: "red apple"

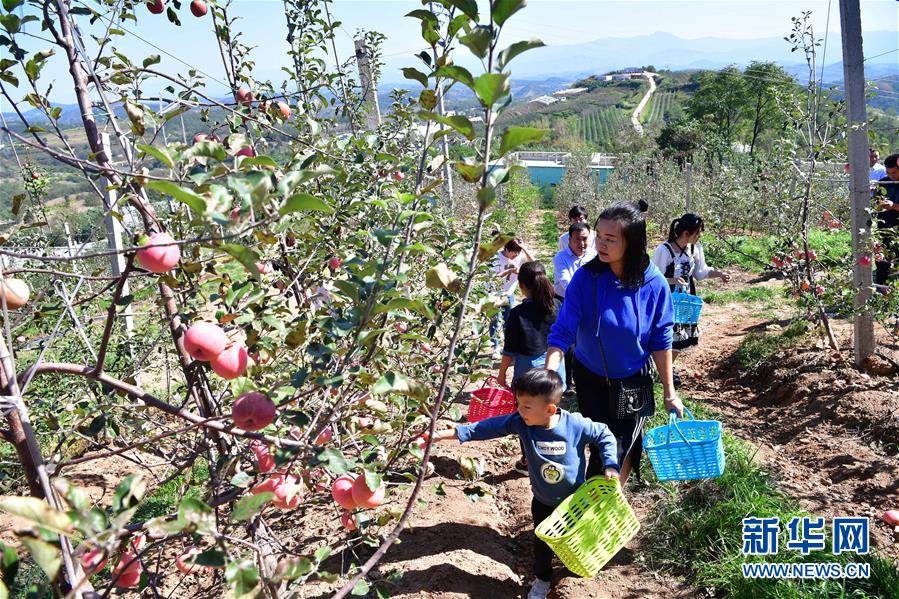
(136, 232), (181, 274)
(270, 474), (302, 510)
(420, 342), (433, 354)
(236, 87), (254, 107)
(395, 321), (408, 334)
(231, 391), (276, 431)
(189, 0), (207, 17)
(884, 510), (899, 526)
(30, 172), (40, 180)
(255, 261), (272, 275)
(814, 285), (825, 296)
(800, 280), (810, 291)
(0, 278), (30, 310)
(331, 474), (357, 509)
(276, 101), (291, 119)
(859, 255), (872, 266)
(236, 146), (256, 158)
(874, 252), (885, 262)
(147, 0), (164, 14)
(250, 440), (275, 473)
(351, 475), (385, 509)
(175, 547), (209, 575)
(392, 171), (404, 182)
(183, 322), (228, 361)
(210, 343), (249, 379)
(112, 538), (144, 589)
(807, 250), (817, 261)
(78, 546), (107, 576)
(340, 510), (357, 531)
(771, 256), (784, 268)
(411, 434), (428, 452)
(193, 133), (207, 144)
(328, 256), (342, 270)
(230, 207), (241, 221)
(313, 426), (333, 445)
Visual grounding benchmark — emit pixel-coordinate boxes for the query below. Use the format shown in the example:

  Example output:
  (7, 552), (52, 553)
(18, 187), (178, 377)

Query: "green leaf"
(231, 492), (274, 522)
(381, 298), (434, 320)
(419, 89), (437, 110)
(147, 180), (206, 214)
(459, 26), (492, 59)
(497, 126), (547, 157)
(194, 549), (226, 568)
(316, 448), (352, 475)
(362, 469), (382, 493)
(497, 39), (544, 69)
(21, 538), (60, 581)
(0, 541), (19, 589)
(433, 65), (475, 89)
(405, 9), (438, 25)
(426, 262), (461, 292)
(492, 0), (526, 27)
(445, 0), (478, 20)
(124, 99), (145, 136)
(0, 71), (18, 87)
(142, 54), (160, 68)
(0, 497), (72, 535)
(477, 185), (497, 209)
(372, 372), (428, 401)
(314, 546), (330, 563)
(402, 67), (428, 88)
(112, 475), (146, 512)
(351, 580), (370, 596)
(279, 193), (333, 216)
(219, 243), (261, 278)
(183, 140), (227, 162)
(473, 73), (510, 107)
(225, 559), (259, 598)
(1, 0), (24, 12)
(178, 497), (216, 533)
(455, 160), (484, 183)
(419, 111), (475, 141)
(274, 557), (312, 581)
(136, 143), (174, 168)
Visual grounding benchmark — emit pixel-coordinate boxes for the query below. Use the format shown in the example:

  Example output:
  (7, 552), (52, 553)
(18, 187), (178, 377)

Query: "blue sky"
(9, 0), (898, 101)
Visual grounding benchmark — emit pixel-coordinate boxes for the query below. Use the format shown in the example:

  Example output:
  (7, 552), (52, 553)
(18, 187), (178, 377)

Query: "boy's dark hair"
(667, 213), (705, 243)
(504, 238), (523, 253)
(568, 205), (588, 220)
(512, 369), (564, 404)
(884, 154), (899, 169)
(568, 222), (591, 236)
(595, 201), (649, 289)
(637, 199), (650, 213)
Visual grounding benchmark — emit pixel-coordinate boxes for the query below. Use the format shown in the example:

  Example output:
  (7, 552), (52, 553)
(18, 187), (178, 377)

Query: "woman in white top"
(651, 214), (730, 384)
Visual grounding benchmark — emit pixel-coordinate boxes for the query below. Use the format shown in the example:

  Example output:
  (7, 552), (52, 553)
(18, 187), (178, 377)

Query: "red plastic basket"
(467, 376), (516, 422)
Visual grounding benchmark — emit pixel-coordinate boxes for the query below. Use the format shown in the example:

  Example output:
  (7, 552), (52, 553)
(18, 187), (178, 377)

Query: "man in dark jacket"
(873, 153), (899, 287)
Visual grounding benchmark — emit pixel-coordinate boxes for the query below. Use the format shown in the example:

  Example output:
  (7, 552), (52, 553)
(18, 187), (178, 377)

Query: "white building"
(529, 95), (559, 106)
(552, 87), (588, 98)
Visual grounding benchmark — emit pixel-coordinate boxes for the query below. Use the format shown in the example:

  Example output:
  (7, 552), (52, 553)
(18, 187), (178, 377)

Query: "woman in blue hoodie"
(545, 201), (684, 483)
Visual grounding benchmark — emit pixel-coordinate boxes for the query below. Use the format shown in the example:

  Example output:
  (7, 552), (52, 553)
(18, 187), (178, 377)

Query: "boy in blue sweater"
(432, 369), (619, 599)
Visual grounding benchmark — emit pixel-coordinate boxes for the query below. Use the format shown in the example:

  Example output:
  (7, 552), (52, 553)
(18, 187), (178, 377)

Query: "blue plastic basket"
(671, 291), (703, 325)
(644, 407), (724, 481)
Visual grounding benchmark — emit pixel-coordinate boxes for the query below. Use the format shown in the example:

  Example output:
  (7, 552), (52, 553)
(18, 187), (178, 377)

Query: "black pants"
(875, 257), (892, 287)
(532, 497), (555, 582)
(572, 357), (647, 480)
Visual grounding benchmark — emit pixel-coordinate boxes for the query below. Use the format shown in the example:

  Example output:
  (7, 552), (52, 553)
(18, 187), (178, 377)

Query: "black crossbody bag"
(593, 273), (656, 420)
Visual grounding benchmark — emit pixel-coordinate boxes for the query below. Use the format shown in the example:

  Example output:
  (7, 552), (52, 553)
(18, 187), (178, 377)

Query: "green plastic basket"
(534, 477), (640, 577)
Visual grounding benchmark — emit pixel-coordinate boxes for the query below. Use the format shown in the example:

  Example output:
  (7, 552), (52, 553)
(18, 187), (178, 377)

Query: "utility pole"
(436, 81), (454, 212)
(839, 0), (875, 366)
(354, 38), (381, 130)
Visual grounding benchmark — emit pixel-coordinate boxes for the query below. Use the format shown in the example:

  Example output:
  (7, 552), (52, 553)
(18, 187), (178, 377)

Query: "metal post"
(436, 81), (454, 211)
(354, 38), (381, 130)
(839, 0), (875, 365)
(100, 134), (136, 341)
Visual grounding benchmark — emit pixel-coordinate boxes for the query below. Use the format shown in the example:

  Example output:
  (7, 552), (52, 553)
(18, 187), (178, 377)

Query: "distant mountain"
(382, 30), (898, 83)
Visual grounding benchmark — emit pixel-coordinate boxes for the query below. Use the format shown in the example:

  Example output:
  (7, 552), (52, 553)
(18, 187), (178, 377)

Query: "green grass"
(703, 230), (852, 274)
(735, 319), (810, 372)
(701, 286), (780, 307)
(132, 459), (209, 522)
(539, 211), (559, 253)
(640, 398), (899, 599)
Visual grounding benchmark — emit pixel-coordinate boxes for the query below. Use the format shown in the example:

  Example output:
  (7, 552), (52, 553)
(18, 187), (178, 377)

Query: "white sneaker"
(527, 578), (551, 599)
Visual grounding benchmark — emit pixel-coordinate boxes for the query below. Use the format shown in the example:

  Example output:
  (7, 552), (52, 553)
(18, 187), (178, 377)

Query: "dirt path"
(630, 72), (657, 135)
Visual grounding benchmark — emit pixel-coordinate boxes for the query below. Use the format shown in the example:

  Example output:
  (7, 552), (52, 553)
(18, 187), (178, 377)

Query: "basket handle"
(666, 406), (694, 446)
(481, 375), (512, 391)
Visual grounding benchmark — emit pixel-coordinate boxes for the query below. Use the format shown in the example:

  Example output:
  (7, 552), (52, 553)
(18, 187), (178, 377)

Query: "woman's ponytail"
(518, 261), (556, 315)
(667, 217), (681, 243)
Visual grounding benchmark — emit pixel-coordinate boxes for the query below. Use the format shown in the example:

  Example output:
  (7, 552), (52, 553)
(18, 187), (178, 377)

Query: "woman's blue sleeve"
(648, 280), (674, 351)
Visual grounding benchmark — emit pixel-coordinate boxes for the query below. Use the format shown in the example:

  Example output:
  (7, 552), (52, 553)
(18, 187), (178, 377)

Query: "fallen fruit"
(0, 278), (30, 310)
(351, 475), (386, 509)
(231, 392), (276, 431)
(136, 231), (181, 274)
(884, 510), (899, 526)
(331, 474), (357, 509)
(189, 0), (207, 17)
(183, 322), (228, 361)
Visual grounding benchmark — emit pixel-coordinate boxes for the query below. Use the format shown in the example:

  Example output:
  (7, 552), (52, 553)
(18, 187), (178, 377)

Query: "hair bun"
(637, 199), (649, 213)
